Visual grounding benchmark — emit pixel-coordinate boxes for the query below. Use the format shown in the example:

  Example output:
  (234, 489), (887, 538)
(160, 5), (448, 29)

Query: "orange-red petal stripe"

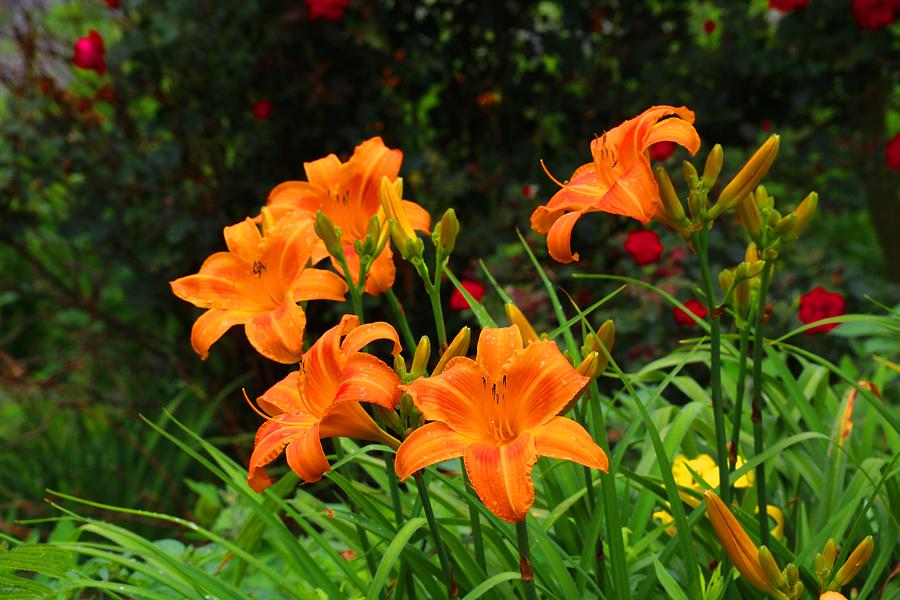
(532, 417), (608, 470)
(394, 422), (470, 480)
(463, 431), (537, 522)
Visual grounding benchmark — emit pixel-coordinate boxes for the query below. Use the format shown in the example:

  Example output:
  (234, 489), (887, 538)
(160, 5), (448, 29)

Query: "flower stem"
(751, 260), (774, 547)
(729, 327), (751, 471)
(414, 472), (454, 594)
(515, 519), (538, 600)
(430, 260), (448, 350)
(385, 288), (416, 350)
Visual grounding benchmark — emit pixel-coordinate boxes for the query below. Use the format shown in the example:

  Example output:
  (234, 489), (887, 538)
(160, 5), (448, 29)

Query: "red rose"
(106, 0), (121, 8)
(761, 119), (773, 132)
(522, 184), (537, 198)
(798, 286), (846, 335)
(885, 133), (900, 170)
(851, 0), (897, 30)
(252, 99), (272, 120)
(768, 0), (808, 12)
(673, 299), (708, 326)
(704, 19), (716, 34)
(449, 280), (486, 312)
(624, 230), (664, 265)
(649, 141), (677, 162)
(305, 0), (350, 20)
(72, 30), (106, 75)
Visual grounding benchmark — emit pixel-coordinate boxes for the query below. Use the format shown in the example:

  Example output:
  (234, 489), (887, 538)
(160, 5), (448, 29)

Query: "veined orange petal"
(645, 118), (701, 156)
(224, 218), (263, 261)
(302, 315), (358, 408)
(267, 180), (328, 221)
(401, 200), (431, 233)
(245, 295), (307, 364)
(394, 422), (470, 480)
(291, 268), (348, 302)
(169, 253), (251, 309)
(704, 491), (773, 593)
(594, 160), (658, 224)
(503, 340), (589, 429)
(304, 154), (342, 189)
(475, 325), (524, 382)
(285, 423), (331, 483)
(334, 353), (401, 410)
(190, 308), (254, 360)
(532, 416), (608, 470)
(405, 357), (489, 439)
(257, 371), (302, 416)
(546, 211), (584, 263)
(341, 321), (401, 356)
(342, 137), (403, 217)
(464, 431), (537, 522)
(261, 216), (318, 284)
(319, 401), (399, 447)
(363, 244), (396, 296)
(247, 414), (316, 492)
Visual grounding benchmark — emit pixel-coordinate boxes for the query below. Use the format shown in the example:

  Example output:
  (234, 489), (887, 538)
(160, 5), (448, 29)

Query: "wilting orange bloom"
(265, 137), (430, 294)
(170, 214), (347, 363)
(247, 314), (402, 492)
(531, 105), (701, 263)
(395, 325), (608, 522)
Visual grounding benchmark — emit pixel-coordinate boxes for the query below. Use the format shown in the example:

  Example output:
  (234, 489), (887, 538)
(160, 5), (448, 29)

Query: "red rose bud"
(673, 299), (708, 326)
(768, 0), (808, 12)
(851, 0), (896, 30)
(704, 19), (716, 34)
(72, 30), (106, 75)
(649, 141), (677, 162)
(305, 0), (350, 20)
(252, 99), (272, 120)
(798, 286), (846, 335)
(761, 119), (773, 132)
(449, 279), (486, 312)
(106, 0), (121, 8)
(624, 230), (664, 266)
(885, 133), (900, 170)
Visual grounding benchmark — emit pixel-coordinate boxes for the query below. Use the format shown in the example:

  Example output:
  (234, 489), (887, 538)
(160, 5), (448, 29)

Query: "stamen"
(243, 388), (273, 420)
(540, 159), (569, 189)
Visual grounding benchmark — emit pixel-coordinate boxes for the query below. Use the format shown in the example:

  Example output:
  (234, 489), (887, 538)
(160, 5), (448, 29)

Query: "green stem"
(515, 519), (538, 600)
(751, 260), (774, 547)
(461, 465), (486, 572)
(414, 472), (454, 594)
(430, 259), (448, 350)
(385, 288), (416, 351)
(729, 327), (751, 471)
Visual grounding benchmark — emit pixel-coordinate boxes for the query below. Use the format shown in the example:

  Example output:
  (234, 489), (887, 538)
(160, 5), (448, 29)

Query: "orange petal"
(341, 321), (401, 355)
(645, 118), (701, 156)
(342, 137), (403, 217)
(170, 253), (252, 309)
(394, 422), (470, 480)
(401, 200), (431, 233)
(405, 357), (489, 439)
(475, 325), (524, 381)
(502, 341), (590, 429)
(532, 417), (608, 470)
(334, 353), (400, 410)
(301, 315), (359, 411)
(463, 431), (537, 522)
(261, 216), (318, 284)
(223, 218), (263, 261)
(595, 159), (658, 224)
(363, 244), (396, 296)
(245, 295), (307, 363)
(257, 371), (302, 415)
(267, 180), (328, 221)
(247, 414), (315, 492)
(190, 308), (254, 360)
(285, 423), (331, 483)
(303, 154), (343, 189)
(319, 401), (397, 446)
(291, 268), (348, 302)
(546, 211), (584, 263)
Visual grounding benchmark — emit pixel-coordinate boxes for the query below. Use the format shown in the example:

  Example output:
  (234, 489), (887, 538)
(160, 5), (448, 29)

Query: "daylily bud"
(393, 353), (408, 378)
(717, 134), (780, 213)
(374, 218), (391, 257)
(831, 536), (873, 588)
(260, 206), (277, 236)
(704, 491), (776, 595)
(758, 546), (787, 590)
(380, 176), (416, 243)
(784, 563), (799, 587)
(504, 304), (539, 344)
(765, 208), (782, 229)
(314, 210), (344, 258)
(395, 231), (425, 261)
(746, 243), (761, 263)
(682, 160), (700, 188)
(409, 336), (431, 378)
(433, 327), (470, 376)
(703, 144), (724, 189)
(688, 189), (704, 220)
(737, 191), (764, 244)
(654, 167), (689, 225)
(719, 269), (735, 294)
(576, 351), (600, 379)
(775, 213), (796, 238)
(780, 192), (818, 244)
(735, 280), (751, 317)
(360, 215), (381, 256)
(581, 320), (615, 372)
(436, 208), (459, 255)
(816, 539), (839, 584)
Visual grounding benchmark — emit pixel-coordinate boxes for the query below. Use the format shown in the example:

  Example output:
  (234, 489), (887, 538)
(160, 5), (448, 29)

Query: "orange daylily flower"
(170, 214), (347, 363)
(531, 105), (701, 263)
(247, 314), (403, 492)
(395, 325), (608, 522)
(265, 137), (431, 295)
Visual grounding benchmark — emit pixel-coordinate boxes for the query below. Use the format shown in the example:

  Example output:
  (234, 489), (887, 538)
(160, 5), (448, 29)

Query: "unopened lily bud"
(576, 351), (600, 379)
(409, 336), (431, 378)
(775, 213), (796, 238)
(832, 536), (873, 588)
(436, 208), (459, 255)
(260, 206), (277, 236)
(781, 192), (818, 244)
(737, 192), (764, 244)
(758, 546), (787, 590)
(505, 304), (539, 344)
(784, 563), (799, 587)
(703, 144), (724, 189)
(786, 582), (804, 600)
(654, 167), (688, 225)
(688, 190), (705, 220)
(816, 539), (839, 583)
(719, 269), (735, 294)
(764, 247), (779, 261)
(396, 231), (425, 261)
(682, 160), (700, 188)
(374, 218), (391, 257)
(358, 215), (380, 256)
(314, 210), (344, 258)
(380, 176), (416, 242)
(756, 185), (774, 210)
(581, 320), (614, 375)
(433, 327), (470, 375)
(765, 208), (782, 229)
(735, 279), (751, 317)
(393, 353), (408, 379)
(746, 243), (760, 263)
(717, 134), (780, 212)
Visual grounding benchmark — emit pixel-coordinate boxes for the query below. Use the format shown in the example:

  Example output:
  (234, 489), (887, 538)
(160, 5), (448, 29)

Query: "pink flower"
(673, 299), (708, 326)
(449, 280), (486, 312)
(624, 230), (664, 266)
(768, 0), (808, 12)
(72, 30), (106, 75)
(851, 0), (897, 30)
(885, 133), (900, 170)
(305, 0), (350, 21)
(704, 19), (716, 34)
(649, 141), (677, 162)
(252, 99), (272, 120)
(798, 286), (846, 335)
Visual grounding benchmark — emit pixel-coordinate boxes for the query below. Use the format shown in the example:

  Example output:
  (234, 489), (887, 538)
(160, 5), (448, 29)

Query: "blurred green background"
(1, 0), (897, 532)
